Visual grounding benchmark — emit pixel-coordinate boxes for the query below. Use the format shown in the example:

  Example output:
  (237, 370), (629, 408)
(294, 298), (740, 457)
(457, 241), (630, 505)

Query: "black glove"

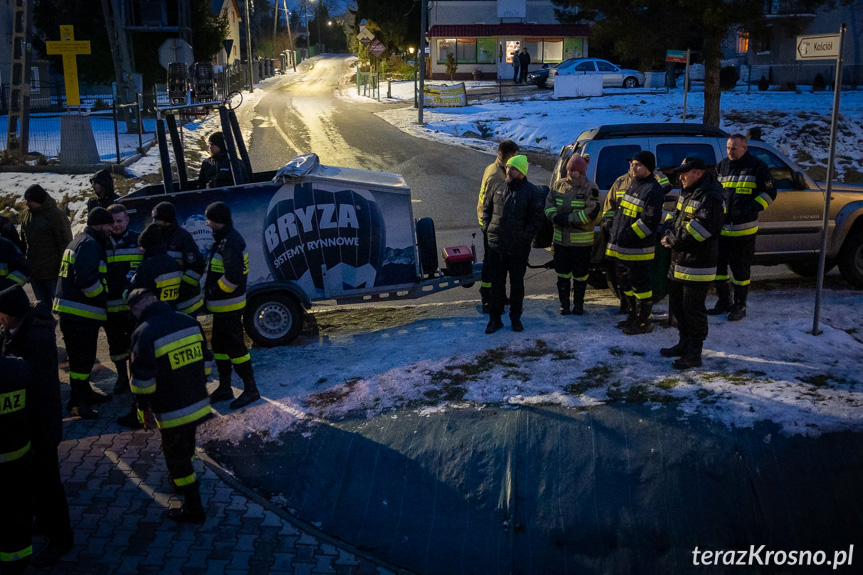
(600, 218), (612, 235)
(553, 213), (568, 227)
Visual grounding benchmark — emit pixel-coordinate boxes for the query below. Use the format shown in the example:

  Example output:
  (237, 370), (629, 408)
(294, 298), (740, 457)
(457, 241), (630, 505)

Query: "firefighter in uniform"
(0, 285), (73, 568)
(711, 134), (776, 321)
(104, 204), (142, 394)
(601, 161), (670, 315)
(605, 151), (665, 335)
(127, 289), (212, 523)
(477, 140), (519, 313)
(0, 355), (33, 575)
(545, 154), (600, 316)
(151, 202), (206, 316)
(660, 158), (726, 369)
(0, 236), (30, 291)
(53, 208), (115, 418)
(116, 224), (183, 429)
(203, 202), (260, 409)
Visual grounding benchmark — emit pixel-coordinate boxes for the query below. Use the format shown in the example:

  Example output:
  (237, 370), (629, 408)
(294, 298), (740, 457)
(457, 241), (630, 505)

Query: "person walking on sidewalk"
(545, 154), (600, 316)
(127, 289), (212, 524)
(53, 208), (115, 418)
(481, 155), (544, 334)
(203, 202), (260, 409)
(104, 204), (142, 394)
(477, 139), (519, 313)
(605, 151), (665, 335)
(711, 134), (776, 321)
(151, 202), (206, 316)
(660, 158), (725, 369)
(0, 355), (33, 575)
(19, 185), (72, 305)
(0, 285), (74, 568)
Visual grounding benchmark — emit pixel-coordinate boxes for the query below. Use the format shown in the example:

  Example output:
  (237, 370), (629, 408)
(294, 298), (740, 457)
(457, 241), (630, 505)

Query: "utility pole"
(418, 0), (427, 124)
(284, 0), (296, 71)
(313, 0), (322, 54)
(244, 0), (254, 91)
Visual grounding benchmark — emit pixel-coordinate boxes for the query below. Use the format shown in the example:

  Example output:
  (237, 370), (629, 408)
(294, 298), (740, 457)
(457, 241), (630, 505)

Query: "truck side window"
(748, 147), (795, 189)
(596, 145), (641, 190)
(656, 143), (716, 187)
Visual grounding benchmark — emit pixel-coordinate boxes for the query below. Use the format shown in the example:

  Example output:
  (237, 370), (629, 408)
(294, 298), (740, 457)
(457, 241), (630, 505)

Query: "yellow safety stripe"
(0, 544), (32, 562)
(673, 265), (716, 282)
(155, 399), (212, 429)
(545, 207), (557, 217)
(130, 377), (156, 394)
(155, 331), (204, 358)
(632, 220), (649, 239)
(574, 274), (589, 282)
(218, 277), (237, 293)
(480, 281), (491, 289)
(83, 280), (105, 298)
(754, 196), (769, 209)
(231, 354), (251, 365)
(731, 278), (751, 286)
(721, 227), (758, 237)
(213, 353), (230, 361)
(177, 295), (204, 315)
(53, 299), (108, 321)
(6, 270), (28, 285)
(210, 254), (225, 274)
(715, 274), (729, 281)
(0, 441), (31, 464)
(633, 290), (652, 300)
(557, 272), (572, 279)
(686, 221), (710, 242)
(69, 371), (90, 381)
(173, 472), (197, 487)
(207, 295), (246, 313)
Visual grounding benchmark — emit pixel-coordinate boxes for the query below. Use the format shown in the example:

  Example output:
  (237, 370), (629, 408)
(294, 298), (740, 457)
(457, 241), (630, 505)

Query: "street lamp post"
(409, 47), (417, 108)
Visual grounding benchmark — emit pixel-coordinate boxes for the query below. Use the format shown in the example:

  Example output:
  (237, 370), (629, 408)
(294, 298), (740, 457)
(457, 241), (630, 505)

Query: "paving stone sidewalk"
(26, 353), (409, 575)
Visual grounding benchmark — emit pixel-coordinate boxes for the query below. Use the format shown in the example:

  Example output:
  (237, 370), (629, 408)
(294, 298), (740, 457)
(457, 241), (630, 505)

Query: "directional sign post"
(45, 25), (91, 107)
(805, 25), (846, 336)
(357, 27), (374, 47)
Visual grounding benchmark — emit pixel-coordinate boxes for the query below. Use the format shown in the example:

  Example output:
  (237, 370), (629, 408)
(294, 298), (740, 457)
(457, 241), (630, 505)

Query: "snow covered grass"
(199, 286), (863, 445)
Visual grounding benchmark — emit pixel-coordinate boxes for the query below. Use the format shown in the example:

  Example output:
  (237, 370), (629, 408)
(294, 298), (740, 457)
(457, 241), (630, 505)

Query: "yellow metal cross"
(45, 26), (91, 107)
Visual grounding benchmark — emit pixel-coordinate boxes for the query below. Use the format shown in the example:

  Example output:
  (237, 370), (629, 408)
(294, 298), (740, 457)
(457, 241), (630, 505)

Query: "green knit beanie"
(506, 154), (529, 176)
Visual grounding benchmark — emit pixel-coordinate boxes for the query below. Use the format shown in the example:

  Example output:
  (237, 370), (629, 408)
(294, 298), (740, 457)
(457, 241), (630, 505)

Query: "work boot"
(485, 317), (504, 334)
(167, 483), (206, 524)
(511, 317), (524, 332)
(86, 385), (111, 404)
(623, 300), (654, 335)
(707, 281), (732, 316)
(210, 365), (234, 403)
(617, 296), (637, 329)
(660, 342), (686, 358)
(571, 281), (587, 316)
(231, 364), (261, 409)
(727, 284), (748, 321)
(479, 286), (491, 314)
(113, 360), (130, 394)
(557, 277), (571, 315)
(67, 385), (98, 419)
(116, 408), (143, 429)
(673, 341), (703, 369)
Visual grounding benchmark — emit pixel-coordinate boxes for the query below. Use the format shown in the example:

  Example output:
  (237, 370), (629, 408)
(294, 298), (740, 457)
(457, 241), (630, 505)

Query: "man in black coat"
(197, 132), (234, 189)
(481, 155), (544, 334)
(88, 169), (120, 211)
(0, 285), (73, 568)
(518, 48), (531, 84)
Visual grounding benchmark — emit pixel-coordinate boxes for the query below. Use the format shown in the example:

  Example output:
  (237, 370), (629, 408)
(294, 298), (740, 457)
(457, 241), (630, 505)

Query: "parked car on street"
(526, 59), (576, 88)
(551, 123), (863, 288)
(549, 58), (645, 89)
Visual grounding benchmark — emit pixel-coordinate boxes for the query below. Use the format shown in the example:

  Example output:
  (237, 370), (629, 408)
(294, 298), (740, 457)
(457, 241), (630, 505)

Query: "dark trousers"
(32, 445), (73, 547)
(30, 279), (57, 307)
(161, 425), (198, 491)
(487, 248), (527, 320)
(212, 312), (252, 379)
(480, 230), (492, 289)
(716, 235), (756, 286)
(59, 316), (101, 386)
(104, 311), (133, 362)
(616, 259), (653, 300)
(668, 280), (710, 350)
(512, 65), (519, 82)
(553, 244), (592, 281)
(0, 456), (33, 574)
(520, 66), (529, 83)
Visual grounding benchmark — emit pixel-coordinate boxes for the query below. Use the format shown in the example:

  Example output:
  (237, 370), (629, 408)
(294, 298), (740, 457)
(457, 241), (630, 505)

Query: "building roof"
(428, 23), (589, 38)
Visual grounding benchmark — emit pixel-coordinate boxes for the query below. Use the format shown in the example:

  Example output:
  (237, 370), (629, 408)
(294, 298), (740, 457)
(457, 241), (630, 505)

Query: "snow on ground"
(199, 286), (863, 445)
(2, 57), (861, 444)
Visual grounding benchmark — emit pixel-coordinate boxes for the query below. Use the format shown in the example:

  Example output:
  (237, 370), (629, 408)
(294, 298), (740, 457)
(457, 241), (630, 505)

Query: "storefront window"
(564, 38), (584, 60)
(477, 38), (496, 64)
(456, 39), (477, 63)
(543, 38), (563, 63)
(505, 40), (521, 63)
(523, 38), (541, 62)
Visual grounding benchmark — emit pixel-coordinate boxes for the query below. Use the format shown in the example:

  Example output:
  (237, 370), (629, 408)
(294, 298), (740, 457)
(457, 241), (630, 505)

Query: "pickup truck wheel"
(838, 229), (863, 288)
(416, 217), (438, 277)
(244, 293), (304, 347)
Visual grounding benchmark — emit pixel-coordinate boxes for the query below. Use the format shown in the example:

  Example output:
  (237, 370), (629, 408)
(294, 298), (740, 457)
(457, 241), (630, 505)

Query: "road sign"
(158, 38), (194, 70)
(357, 27), (374, 46)
(797, 33), (841, 60)
(665, 50), (688, 63)
(223, 39), (234, 59)
(369, 39), (386, 58)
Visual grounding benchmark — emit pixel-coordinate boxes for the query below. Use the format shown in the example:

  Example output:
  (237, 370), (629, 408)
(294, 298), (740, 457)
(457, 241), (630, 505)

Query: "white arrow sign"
(796, 33), (841, 60)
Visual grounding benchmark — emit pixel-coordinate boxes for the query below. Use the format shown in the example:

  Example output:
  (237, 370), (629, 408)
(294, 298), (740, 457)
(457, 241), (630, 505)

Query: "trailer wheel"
(244, 292), (304, 347)
(416, 217), (438, 277)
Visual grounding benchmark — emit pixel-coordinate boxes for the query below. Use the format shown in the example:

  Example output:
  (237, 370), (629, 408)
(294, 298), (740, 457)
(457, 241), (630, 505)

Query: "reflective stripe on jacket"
(53, 228), (109, 322)
(716, 152), (776, 236)
(205, 225), (249, 314)
(664, 173), (726, 283)
(546, 177), (601, 247)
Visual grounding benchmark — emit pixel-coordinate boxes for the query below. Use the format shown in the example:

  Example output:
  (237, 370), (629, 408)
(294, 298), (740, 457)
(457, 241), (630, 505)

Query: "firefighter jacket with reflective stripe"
(0, 356), (31, 465)
(205, 224), (249, 314)
(601, 169), (671, 223)
(164, 225), (206, 314)
(130, 301), (213, 429)
(546, 176), (601, 247)
(126, 248), (183, 308)
(663, 173), (726, 283)
(605, 176), (665, 262)
(477, 158), (507, 226)
(716, 152), (776, 236)
(0, 236), (30, 290)
(106, 229), (141, 313)
(53, 228), (109, 322)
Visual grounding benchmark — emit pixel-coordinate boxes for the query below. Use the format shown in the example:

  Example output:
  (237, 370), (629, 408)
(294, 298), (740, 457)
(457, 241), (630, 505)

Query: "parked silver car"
(549, 58), (645, 89)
